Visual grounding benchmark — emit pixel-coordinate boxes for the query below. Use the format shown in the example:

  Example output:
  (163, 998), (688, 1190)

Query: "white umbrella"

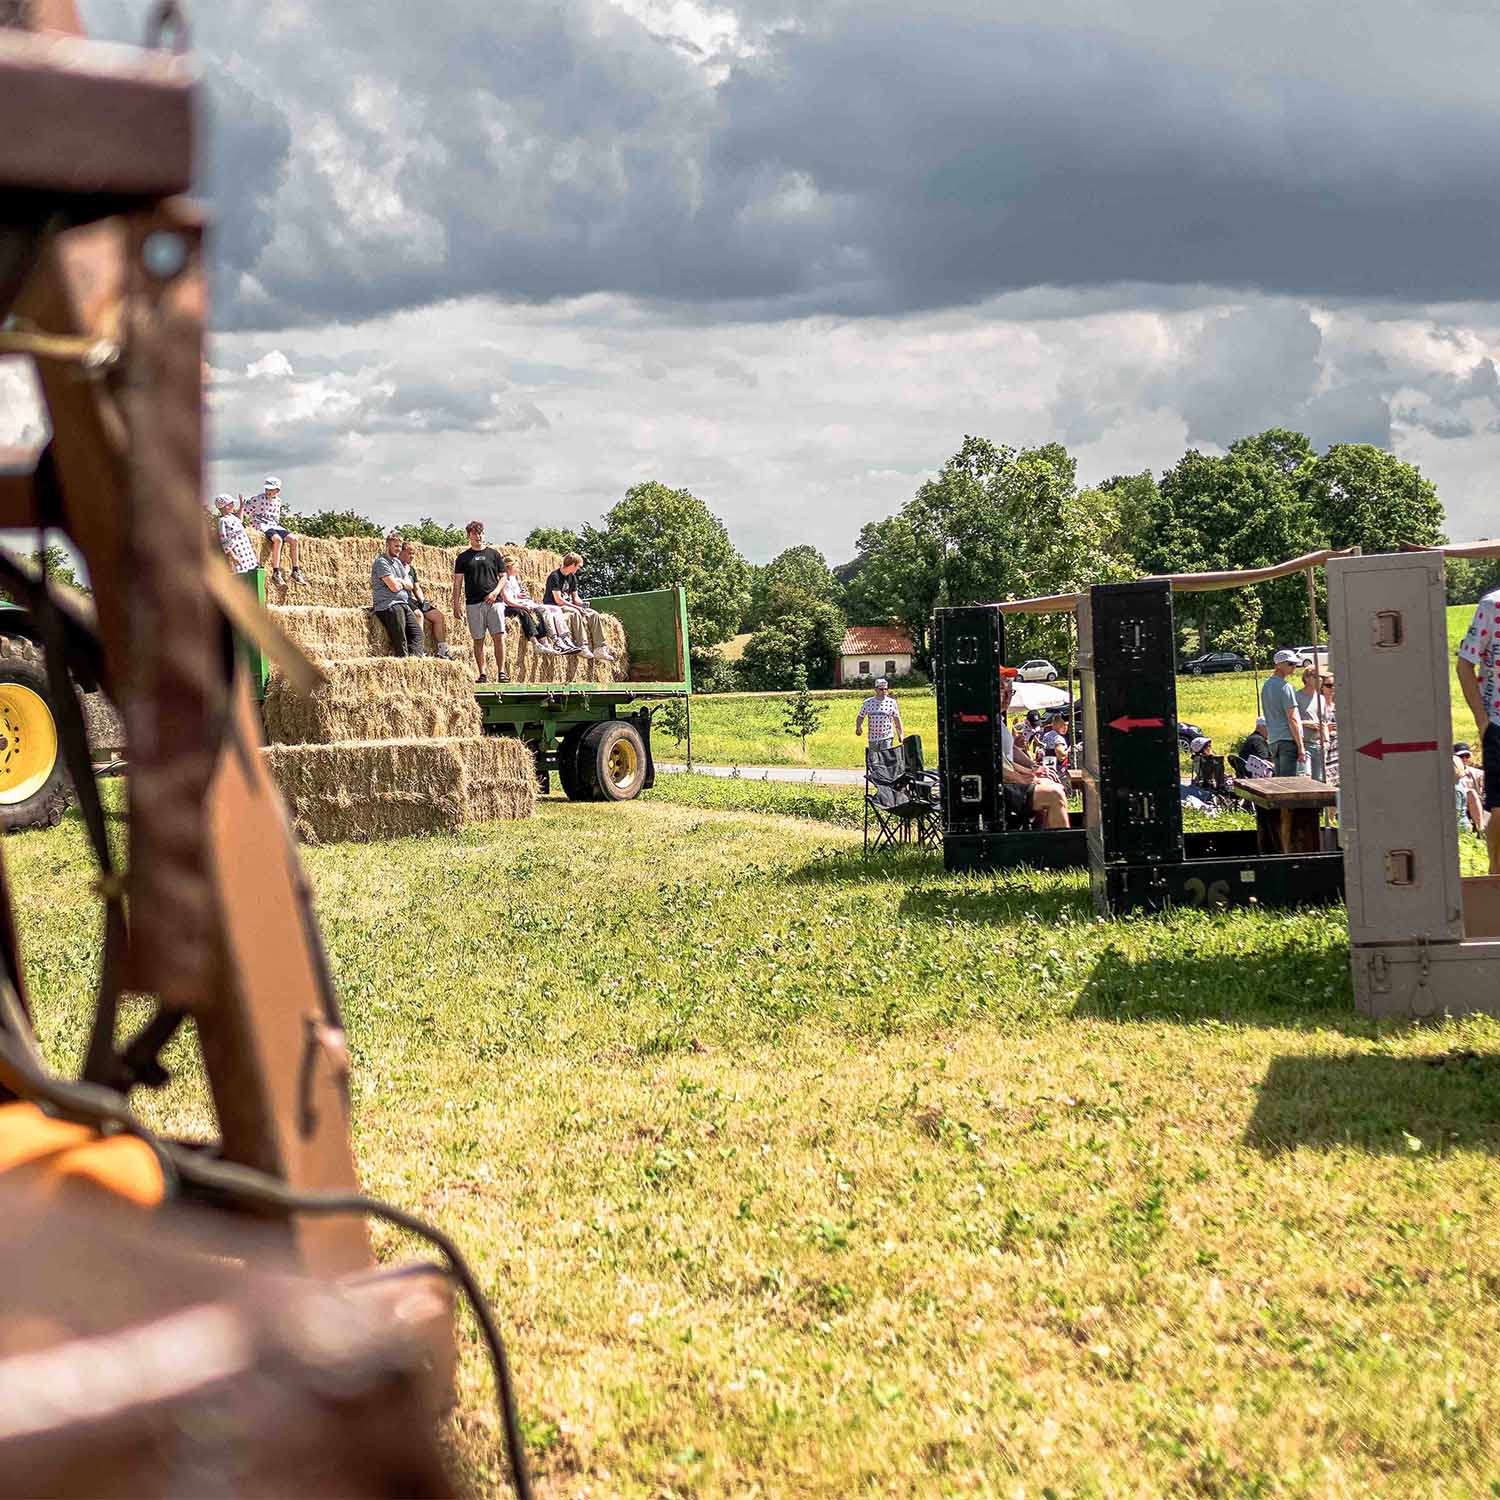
(1009, 681), (1069, 711)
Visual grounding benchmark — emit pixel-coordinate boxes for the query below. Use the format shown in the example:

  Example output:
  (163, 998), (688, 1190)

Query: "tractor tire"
(556, 728), (591, 801)
(577, 720), (648, 803)
(0, 636), (70, 834)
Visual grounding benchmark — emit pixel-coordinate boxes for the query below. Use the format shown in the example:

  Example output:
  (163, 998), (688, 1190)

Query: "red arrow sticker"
(1356, 737), (1439, 761)
(957, 712), (989, 724)
(1108, 715), (1165, 733)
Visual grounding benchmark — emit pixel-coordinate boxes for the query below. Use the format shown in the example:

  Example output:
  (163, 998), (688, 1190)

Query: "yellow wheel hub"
(0, 683), (58, 806)
(606, 737), (640, 790)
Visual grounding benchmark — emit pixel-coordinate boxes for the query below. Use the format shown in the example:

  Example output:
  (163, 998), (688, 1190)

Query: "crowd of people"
(210, 489), (616, 684)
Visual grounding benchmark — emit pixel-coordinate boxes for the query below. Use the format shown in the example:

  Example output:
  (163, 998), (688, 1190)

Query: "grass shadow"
(1246, 1051), (1500, 1154)
(899, 881), (1093, 926)
(1074, 943), (1368, 1036)
(785, 844), (942, 887)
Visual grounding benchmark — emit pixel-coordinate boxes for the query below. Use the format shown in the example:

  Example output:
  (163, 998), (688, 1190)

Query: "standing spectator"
(214, 494), (258, 574)
(242, 475), (303, 587)
(1295, 667), (1325, 779)
(395, 540), (453, 659)
(371, 530), (424, 658)
(855, 677), (904, 751)
(499, 557), (567, 656)
(451, 520), (509, 683)
(543, 553), (617, 661)
(1456, 587), (1500, 873)
(1260, 650), (1306, 777)
(1319, 677), (1339, 786)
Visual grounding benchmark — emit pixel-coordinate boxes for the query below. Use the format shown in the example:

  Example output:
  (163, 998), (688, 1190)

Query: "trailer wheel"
(578, 720), (648, 802)
(0, 637), (70, 834)
(556, 728), (591, 801)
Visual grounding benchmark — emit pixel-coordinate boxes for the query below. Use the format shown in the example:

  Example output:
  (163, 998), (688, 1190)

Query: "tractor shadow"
(1072, 943), (1367, 1037)
(1246, 1051), (1500, 1155)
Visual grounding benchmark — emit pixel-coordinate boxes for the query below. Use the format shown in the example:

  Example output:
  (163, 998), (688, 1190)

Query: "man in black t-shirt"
(543, 552), (616, 662)
(451, 520), (510, 682)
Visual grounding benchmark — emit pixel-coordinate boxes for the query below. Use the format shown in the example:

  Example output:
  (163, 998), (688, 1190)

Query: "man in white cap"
(1260, 649), (1306, 777)
(242, 475), (303, 588)
(855, 676), (903, 751)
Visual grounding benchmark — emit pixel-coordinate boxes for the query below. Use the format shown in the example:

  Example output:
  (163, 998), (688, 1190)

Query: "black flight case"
(933, 605), (1087, 873)
(1077, 580), (1344, 915)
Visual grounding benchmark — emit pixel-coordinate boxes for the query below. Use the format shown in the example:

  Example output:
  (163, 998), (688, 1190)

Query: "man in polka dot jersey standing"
(1457, 584), (1500, 873)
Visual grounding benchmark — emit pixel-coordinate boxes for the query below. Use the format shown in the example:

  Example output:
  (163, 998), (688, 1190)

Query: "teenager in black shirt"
(543, 552), (616, 661)
(451, 521), (509, 681)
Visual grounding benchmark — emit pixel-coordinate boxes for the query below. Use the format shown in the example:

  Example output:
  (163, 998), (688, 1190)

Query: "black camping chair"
(864, 734), (941, 854)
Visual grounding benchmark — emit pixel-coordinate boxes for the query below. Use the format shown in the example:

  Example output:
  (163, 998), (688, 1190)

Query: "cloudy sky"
(12, 0), (1500, 560)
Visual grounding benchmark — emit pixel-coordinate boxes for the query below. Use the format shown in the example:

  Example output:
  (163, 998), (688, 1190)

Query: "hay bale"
(263, 657), (482, 744)
(269, 604), (630, 683)
(262, 735), (536, 844)
(252, 532), (567, 612)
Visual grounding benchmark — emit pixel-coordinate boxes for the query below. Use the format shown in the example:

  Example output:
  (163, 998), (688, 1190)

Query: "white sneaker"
(536, 640), (555, 654)
(596, 646), (617, 662)
(579, 646), (595, 659)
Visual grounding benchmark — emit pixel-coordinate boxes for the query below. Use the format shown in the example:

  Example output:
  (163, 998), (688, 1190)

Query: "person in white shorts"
(499, 558), (571, 656)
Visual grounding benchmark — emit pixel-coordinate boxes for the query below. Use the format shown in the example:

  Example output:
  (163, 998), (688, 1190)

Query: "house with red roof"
(837, 625), (914, 685)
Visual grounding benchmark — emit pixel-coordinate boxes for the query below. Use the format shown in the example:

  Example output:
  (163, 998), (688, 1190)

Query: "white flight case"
(1328, 550), (1500, 1018)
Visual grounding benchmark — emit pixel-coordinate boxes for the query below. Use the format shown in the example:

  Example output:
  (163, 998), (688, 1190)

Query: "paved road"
(658, 762), (864, 786)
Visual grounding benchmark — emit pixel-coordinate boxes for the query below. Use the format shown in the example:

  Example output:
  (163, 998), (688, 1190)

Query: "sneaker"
(435, 643), (452, 659)
(290, 566), (306, 584)
(536, 640), (555, 655)
(596, 646), (617, 662)
(271, 567), (287, 587)
(578, 646), (595, 660)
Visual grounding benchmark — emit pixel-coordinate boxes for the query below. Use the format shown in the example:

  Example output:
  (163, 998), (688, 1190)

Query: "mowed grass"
(12, 784), (1500, 1498)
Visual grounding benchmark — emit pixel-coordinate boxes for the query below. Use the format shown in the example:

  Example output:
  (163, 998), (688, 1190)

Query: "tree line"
(282, 430), (1478, 692)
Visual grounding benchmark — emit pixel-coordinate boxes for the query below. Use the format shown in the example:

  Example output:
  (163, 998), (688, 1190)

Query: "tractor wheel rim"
(0, 683), (58, 805)
(606, 738), (639, 789)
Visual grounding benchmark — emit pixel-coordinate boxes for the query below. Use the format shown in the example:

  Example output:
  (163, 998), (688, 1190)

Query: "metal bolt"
(142, 230), (188, 280)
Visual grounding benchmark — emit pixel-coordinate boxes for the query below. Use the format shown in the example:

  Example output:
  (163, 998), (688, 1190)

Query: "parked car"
(1017, 658), (1059, 681)
(1181, 650), (1252, 675)
(1288, 644), (1332, 668)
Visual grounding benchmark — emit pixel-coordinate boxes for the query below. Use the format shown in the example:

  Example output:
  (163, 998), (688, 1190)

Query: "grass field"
(682, 606), (1483, 769)
(14, 783), (1500, 1497)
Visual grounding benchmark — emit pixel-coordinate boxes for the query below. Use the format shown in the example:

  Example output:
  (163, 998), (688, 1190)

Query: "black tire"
(1191, 665), (1204, 675)
(0, 636), (70, 834)
(1235, 662), (1248, 672)
(1045, 671), (1057, 681)
(578, 720), (648, 802)
(556, 728), (591, 801)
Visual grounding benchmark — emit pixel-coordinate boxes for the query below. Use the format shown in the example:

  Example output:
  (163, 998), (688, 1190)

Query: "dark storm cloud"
(84, 0), (1500, 330)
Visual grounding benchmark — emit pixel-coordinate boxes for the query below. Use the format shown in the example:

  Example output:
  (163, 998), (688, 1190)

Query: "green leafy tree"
(1098, 471), (1161, 565)
(658, 696), (689, 748)
(1305, 444), (1445, 554)
(741, 599), (845, 691)
(781, 665), (827, 755)
(400, 516), (467, 547)
(525, 525), (581, 554)
(746, 545), (841, 630)
(0, 544), (90, 603)
(581, 481), (751, 651)
(283, 508), (383, 539)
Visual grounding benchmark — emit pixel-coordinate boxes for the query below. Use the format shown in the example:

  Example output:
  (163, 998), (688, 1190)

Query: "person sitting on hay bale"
(395, 540), (453, 660)
(499, 556), (569, 656)
(214, 493), (258, 575)
(242, 475), (304, 587)
(544, 553), (617, 662)
(451, 520), (511, 682)
(999, 668), (1068, 829)
(371, 530), (427, 659)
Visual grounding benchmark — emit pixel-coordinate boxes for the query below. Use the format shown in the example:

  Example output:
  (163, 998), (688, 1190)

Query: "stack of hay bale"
(249, 533), (629, 844)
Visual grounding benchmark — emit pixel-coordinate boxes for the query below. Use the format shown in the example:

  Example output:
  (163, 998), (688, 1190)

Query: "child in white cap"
(241, 474), (303, 587)
(214, 495), (258, 574)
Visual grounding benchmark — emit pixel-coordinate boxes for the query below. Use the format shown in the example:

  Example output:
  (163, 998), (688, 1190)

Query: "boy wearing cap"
(1457, 586), (1500, 872)
(855, 678), (903, 750)
(1260, 649), (1306, 777)
(242, 476), (303, 587)
(213, 494), (258, 574)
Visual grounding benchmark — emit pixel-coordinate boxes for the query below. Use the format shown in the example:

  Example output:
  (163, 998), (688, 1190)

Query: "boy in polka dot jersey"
(1457, 587), (1500, 872)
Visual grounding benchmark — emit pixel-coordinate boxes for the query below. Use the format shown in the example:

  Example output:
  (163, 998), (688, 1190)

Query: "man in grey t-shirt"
(1260, 649), (1305, 777)
(370, 530), (424, 658)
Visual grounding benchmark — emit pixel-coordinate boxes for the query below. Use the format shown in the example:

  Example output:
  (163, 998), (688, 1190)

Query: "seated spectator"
(1456, 743), (1486, 833)
(1189, 734), (1233, 799)
(1240, 717), (1270, 762)
(395, 540), (453, 659)
(1039, 711), (1070, 769)
(214, 494), (258, 574)
(371, 530), (425, 659)
(242, 475), (303, 587)
(451, 520), (509, 682)
(999, 669), (1067, 829)
(544, 553), (617, 662)
(499, 558), (569, 656)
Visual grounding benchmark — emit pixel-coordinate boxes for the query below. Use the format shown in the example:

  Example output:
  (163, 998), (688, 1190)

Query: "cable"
(0, 1004), (531, 1499)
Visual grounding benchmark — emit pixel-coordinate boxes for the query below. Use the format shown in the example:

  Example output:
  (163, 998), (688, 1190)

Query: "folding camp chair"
(864, 735), (941, 854)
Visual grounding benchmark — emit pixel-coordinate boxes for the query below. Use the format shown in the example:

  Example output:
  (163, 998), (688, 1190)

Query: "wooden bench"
(1234, 775), (1337, 855)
